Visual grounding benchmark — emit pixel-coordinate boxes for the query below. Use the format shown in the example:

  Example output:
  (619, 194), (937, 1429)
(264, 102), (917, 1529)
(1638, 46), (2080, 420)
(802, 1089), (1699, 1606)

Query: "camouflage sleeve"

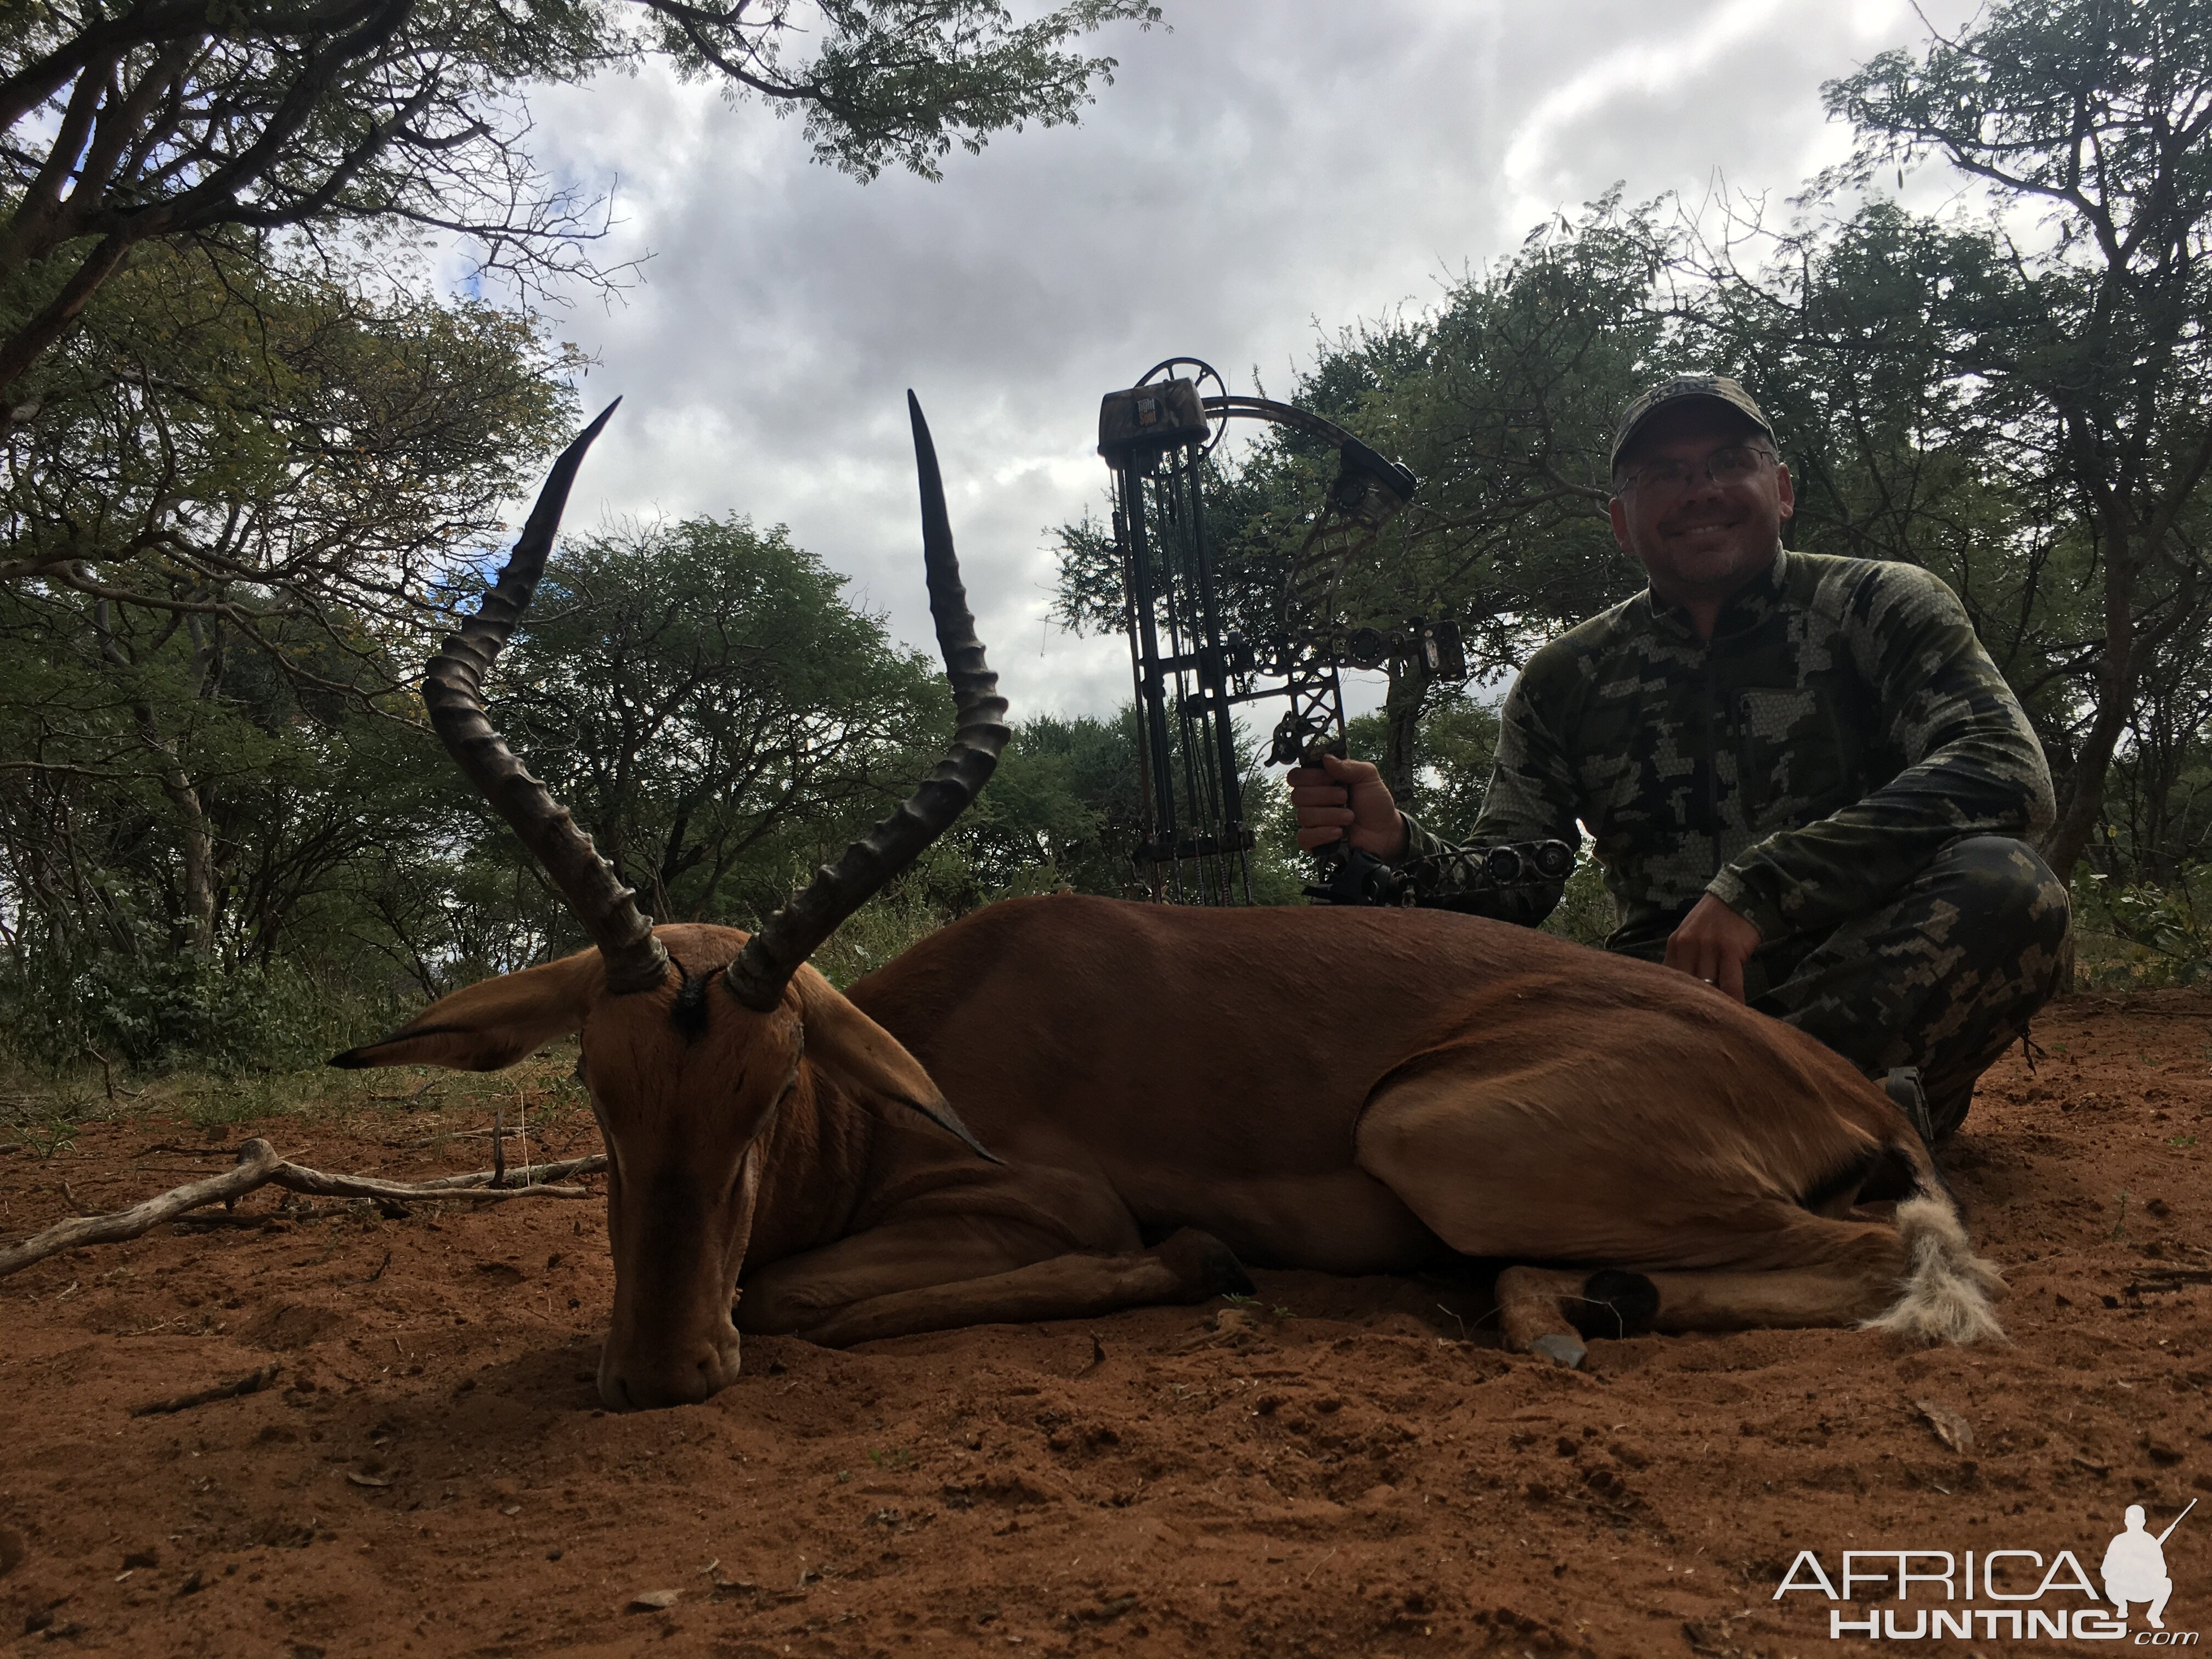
(1396, 663), (1580, 926)
(1707, 562), (2056, 939)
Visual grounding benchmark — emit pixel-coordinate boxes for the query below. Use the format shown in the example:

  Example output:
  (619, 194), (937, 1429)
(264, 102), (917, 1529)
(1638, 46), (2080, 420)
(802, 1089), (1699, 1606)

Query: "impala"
(335, 397), (2002, 1410)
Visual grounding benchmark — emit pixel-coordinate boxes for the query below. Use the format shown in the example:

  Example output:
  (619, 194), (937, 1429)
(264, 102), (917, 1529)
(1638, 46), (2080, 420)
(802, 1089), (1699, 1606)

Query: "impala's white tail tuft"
(1863, 1193), (2007, 1345)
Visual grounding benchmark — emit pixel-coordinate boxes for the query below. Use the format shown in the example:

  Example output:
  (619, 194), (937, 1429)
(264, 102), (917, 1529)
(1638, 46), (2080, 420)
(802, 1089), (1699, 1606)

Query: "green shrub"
(2072, 865), (2212, 989)
(1538, 848), (1617, 949)
(0, 952), (380, 1075)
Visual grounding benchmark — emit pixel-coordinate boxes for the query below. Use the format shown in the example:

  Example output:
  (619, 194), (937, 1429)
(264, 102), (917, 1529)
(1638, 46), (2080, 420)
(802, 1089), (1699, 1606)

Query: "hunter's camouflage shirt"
(1398, 545), (2056, 958)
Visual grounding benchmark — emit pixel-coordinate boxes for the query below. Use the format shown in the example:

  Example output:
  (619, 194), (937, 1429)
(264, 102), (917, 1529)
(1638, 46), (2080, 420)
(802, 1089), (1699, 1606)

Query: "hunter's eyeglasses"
(1618, 443), (1779, 496)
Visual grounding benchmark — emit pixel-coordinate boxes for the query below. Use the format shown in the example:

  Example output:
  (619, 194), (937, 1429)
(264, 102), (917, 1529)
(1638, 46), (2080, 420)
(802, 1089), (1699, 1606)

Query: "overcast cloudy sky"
(513, 0), (1979, 723)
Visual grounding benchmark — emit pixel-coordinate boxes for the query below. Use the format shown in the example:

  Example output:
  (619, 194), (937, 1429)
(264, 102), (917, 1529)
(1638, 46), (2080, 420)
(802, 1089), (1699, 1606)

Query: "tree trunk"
(1380, 660), (1429, 803)
(2039, 537), (2137, 884)
(91, 596), (217, 954)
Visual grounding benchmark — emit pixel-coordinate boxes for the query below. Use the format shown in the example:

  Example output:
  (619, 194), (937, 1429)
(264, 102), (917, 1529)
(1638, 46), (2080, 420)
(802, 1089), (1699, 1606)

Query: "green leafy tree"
(0, 233), (575, 956)
(1344, 191), (1662, 787)
(492, 514), (952, 935)
(1682, 203), (2095, 780)
(0, 239), (570, 1062)
(960, 710), (1146, 897)
(2, 233), (580, 661)
(1825, 0), (2212, 880)
(0, 580), (472, 1064)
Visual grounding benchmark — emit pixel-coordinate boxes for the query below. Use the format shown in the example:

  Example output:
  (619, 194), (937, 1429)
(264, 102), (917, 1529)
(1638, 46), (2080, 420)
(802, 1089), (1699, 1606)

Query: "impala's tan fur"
(1863, 1195), (2008, 1344)
(337, 899), (2001, 1408)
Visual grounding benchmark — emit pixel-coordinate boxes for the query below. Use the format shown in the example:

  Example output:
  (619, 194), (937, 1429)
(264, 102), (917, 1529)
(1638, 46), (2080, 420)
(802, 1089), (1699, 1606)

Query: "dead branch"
(130, 1364), (284, 1417)
(84, 1046), (142, 1103)
(0, 1143), (608, 1279)
(136, 1143), (245, 1158)
(267, 1154), (605, 1203)
(393, 1125), (499, 1148)
(368, 1077), (444, 1105)
(297, 1152), (606, 1195)
(0, 1139), (285, 1277)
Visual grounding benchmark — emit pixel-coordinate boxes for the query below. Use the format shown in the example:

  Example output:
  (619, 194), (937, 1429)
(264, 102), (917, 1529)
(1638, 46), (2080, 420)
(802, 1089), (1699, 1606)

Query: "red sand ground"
(1, 990), (2207, 1658)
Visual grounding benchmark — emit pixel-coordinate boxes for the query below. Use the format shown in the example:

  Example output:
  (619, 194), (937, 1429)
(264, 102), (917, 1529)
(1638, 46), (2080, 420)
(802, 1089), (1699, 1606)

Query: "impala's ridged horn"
(724, 393), (1011, 1012)
(423, 399), (672, 996)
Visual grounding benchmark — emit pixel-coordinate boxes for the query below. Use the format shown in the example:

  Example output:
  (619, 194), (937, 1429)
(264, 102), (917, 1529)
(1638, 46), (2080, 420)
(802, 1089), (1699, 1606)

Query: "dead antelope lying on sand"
(335, 398), (2004, 1410)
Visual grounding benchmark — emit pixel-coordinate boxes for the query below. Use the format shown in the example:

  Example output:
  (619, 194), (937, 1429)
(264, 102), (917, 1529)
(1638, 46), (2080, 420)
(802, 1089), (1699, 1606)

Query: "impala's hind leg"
(1356, 1069), (2004, 1362)
(1490, 1236), (1918, 1367)
(1496, 1195), (2006, 1364)
(1496, 1259), (1917, 1369)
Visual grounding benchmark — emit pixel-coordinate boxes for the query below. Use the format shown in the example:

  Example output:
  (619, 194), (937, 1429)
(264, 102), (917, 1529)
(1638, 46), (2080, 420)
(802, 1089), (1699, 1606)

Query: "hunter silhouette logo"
(2107, 1501), (2193, 1630)
(1774, 1498), (2197, 1643)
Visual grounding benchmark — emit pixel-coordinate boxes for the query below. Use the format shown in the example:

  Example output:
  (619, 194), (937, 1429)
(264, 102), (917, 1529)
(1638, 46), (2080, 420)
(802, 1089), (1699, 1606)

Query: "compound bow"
(1098, 357), (1568, 907)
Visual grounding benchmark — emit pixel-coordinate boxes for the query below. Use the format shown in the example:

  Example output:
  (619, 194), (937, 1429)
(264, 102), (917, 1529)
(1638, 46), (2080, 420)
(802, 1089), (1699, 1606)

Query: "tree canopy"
(0, 0), (1160, 404)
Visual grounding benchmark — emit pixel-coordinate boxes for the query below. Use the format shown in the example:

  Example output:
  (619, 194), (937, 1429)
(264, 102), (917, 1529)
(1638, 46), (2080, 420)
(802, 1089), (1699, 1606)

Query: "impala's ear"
(330, 951), (604, 1072)
(792, 968), (1000, 1164)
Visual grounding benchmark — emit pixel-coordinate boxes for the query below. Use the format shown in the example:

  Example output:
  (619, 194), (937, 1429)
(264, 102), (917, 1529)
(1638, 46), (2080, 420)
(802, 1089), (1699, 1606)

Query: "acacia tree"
(493, 514), (951, 933)
(0, 239), (567, 1076)
(2, 232), (580, 655)
(0, 231), (575, 938)
(1825, 0), (2212, 881)
(1346, 193), (1661, 790)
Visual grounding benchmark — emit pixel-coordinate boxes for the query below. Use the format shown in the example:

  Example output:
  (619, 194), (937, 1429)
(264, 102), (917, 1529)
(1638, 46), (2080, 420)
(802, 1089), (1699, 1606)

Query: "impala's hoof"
(1529, 1333), (1587, 1370)
(1575, 1268), (1660, 1337)
(1158, 1229), (1254, 1301)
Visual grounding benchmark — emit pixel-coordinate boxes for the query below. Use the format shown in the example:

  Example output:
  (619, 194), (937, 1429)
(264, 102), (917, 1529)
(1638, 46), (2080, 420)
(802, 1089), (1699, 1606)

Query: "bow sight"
(1098, 357), (1469, 905)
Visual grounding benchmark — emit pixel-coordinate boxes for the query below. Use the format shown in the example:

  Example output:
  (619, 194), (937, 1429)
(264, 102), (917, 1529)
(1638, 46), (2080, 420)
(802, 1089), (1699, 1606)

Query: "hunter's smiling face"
(1609, 402), (1793, 618)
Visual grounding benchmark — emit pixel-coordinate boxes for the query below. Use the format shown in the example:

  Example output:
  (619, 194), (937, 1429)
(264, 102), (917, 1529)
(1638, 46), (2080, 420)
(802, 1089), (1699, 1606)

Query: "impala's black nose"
(598, 1333), (739, 1411)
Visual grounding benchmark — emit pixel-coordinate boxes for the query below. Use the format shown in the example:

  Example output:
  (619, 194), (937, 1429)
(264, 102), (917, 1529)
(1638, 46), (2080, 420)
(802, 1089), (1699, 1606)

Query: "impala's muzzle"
(598, 1310), (741, 1411)
(594, 1137), (761, 1410)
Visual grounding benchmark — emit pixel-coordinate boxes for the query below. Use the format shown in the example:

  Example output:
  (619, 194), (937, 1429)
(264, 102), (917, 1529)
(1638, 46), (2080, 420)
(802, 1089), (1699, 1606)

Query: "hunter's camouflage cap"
(1610, 374), (1777, 473)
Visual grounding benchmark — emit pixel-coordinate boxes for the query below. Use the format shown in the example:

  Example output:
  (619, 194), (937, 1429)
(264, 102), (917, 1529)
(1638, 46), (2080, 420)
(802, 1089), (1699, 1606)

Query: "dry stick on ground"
(270, 1153), (605, 1201)
(0, 1141), (608, 1279)
(131, 1364), (284, 1418)
(368, 1076), (443, 1106)
(138, 1147), (605, 1192)
(321, 1152), (606, 1194)
(0, 1141), (286, 1276)
(84, 1045), (143, 1104)
(394, 1125), (503, 1149)
(137, 1142), (254, 1158)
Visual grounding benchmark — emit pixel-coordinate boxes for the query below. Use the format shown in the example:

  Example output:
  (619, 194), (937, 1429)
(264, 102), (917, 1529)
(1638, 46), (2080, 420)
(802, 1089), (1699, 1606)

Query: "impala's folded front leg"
(740, 1218), (1252, 1349)
(1494, 1266), (1660, 1369)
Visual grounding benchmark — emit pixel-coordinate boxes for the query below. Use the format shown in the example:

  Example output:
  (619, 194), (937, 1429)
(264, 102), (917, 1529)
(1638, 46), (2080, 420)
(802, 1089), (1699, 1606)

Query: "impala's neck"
(735, 1059), (880, 1271)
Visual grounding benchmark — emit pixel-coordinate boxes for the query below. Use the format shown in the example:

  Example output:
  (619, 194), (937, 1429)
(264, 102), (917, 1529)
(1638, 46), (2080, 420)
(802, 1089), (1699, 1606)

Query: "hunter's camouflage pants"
(1742, 835), (2072, 1137)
